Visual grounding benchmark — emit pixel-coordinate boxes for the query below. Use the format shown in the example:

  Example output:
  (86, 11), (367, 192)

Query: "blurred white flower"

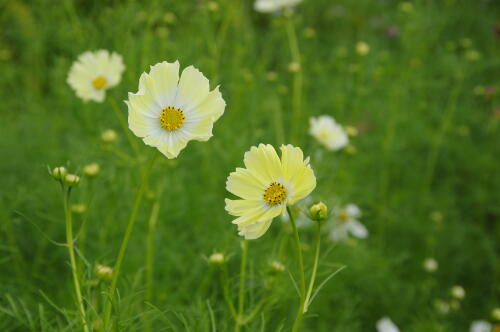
(470, 320), (492, 332)
(423, 257), (438, 272)
(376, 317), (400, 332)
(309, 115), (349, 151)
(329, 204), (368, 241)
(254, 0), (302, 13)
(67, 50), (125, 102)
(127, 61), (225, 159)
(451, 285), (466, 300)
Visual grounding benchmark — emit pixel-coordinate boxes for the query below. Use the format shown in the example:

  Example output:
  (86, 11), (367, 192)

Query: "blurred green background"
(0, 0), (499, 331)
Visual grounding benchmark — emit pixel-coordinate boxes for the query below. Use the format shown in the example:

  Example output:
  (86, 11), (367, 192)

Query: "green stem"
(145, 184), (163, 310)
(104, 151), (158, 328)
(303, 221), (321, 313)
(235, 239), (248, 332)
(285, 14), (303, 145)
(109, 97), (141, 157)
(287, 206), (306, 332)
(220, 265), (238, 319)
(63, 189), (89, 332)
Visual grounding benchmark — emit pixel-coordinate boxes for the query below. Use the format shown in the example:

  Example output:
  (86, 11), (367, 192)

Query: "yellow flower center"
(263, 182), (287, 206)
(160, 106), (185, 131)
(338, 210), (350, 222)
(92, 76), (107, 90)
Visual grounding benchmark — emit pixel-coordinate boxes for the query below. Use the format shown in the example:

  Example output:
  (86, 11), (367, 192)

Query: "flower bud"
(71, 203), (86, 215)
(288, 62), (301, 73)
(52, 166), (67, 181)
(492, 308), (500, 321)
(270, 260), (285, 273)
(83, 163), (100, 177)
(423, 258), (438, 272)
(355, 41), (370, 56)
(451, 285), (465, 300)
(64, 174), (80, 187)
(310, 202), (328, 221)
(209, 252), (225, 265)
(345, 126), (359, 137)
(95, 264), (113, 280)
(101, 129), (117, 143)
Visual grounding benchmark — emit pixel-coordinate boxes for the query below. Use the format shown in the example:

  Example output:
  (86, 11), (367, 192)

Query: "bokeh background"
(1, 0), (499, 331)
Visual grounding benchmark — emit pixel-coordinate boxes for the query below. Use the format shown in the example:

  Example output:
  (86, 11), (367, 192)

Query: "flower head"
(470, 321), (492, 332)
(309, 116), (349, 151)
(376, 317), (400, 332)
(127, 61), (225, 159)
(225, 144), (316, 239)
(67, 50), (125, 102)
(310, 201), (328, 221)
(329, 204), (368, 241)
(254, 0), (302, 13)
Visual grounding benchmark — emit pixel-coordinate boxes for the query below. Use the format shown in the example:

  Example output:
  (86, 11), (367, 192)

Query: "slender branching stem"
(235, 239), (248, 332)
(303, 221), (322, 313)
(287, 206), (306, 332)
(63, 189), (89, 332)
(104, 151), (158, 328)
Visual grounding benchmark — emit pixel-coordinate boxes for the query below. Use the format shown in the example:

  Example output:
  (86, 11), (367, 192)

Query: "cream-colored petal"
(280, 145), (316, 205)
(148, 61), (180, 107)
(243, 144), (282, 184)
(128, 108), (161, 138)
(174, 65), (210, 112)
(156, 130), (190, 159)
(225, 199), (263, 216)
(226, 168), (266, 200)
(196, 86), (226, 121)
(238, 219), (273, 240)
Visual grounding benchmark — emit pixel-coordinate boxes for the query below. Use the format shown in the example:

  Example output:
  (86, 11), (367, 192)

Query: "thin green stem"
(303, 221), (321, 313)
(285, 14), (303, 145)
(109, 97), (141, 157)
(235, 239), (248, 332)
(104, 151), (158, 328)
(220, 265), (238, 319)
(287, 206), (306, 332)
(63, 190), (89, 332)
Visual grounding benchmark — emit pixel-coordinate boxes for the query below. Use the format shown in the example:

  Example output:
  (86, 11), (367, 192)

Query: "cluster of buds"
(51, 166), (80, 187)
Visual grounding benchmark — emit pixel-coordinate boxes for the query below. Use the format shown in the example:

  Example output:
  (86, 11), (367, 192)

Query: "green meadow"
(1, 0), (499, 331)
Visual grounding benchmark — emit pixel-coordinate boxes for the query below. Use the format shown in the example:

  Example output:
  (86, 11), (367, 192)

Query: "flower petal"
(280, 144), (316, 205)
(174, 65), (210, 112)
(226, 168), (266, 200)
(347, 220), (368, 239)
(243, 144), (282, 184)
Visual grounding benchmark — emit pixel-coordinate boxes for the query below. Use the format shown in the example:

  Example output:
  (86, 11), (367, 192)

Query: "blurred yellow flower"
(126, 61), (225, 159)
(254, 0), (302, 13)
(225, 144), (316, 239)
(309, 115), (349, 151)
(67, 50), (125, 103)
(356, 41), (370, 56)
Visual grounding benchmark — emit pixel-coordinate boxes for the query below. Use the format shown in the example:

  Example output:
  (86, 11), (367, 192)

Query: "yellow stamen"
(92, 76), (107, 90)
(160, 106), (185, 131)
(338, 210), (350, 222)
(263, 182), (287, 206)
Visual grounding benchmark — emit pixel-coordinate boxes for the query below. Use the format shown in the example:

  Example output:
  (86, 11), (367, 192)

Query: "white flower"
(254, 0), (302, 13)
(67, 50), (125, 102)
(423, 258), (438, 272)
(470, 320), (492, 332)
(376, 317), (400, 332)
(126, 61), (225, 159)
(329, 204), (368, 241)
(309, 116), (349, 151)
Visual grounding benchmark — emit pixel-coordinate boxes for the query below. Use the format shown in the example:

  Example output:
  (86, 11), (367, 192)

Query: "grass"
(0, 0), (499, 331)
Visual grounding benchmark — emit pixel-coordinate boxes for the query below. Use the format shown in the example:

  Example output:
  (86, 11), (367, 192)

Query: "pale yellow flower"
(309, 115), (349, 151)
(254, 0), (302, 13)
(67, 50), (125, 102)
(126, 61), (225, 159)
(225, 144), (316, 239)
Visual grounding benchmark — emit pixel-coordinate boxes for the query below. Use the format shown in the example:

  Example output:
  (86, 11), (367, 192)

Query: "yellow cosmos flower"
(225, 144), (316, 239)
(126, 61), (225, 159)
(67, 50), (125, 102)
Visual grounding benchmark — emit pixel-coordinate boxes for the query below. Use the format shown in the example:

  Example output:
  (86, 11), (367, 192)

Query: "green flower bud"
(310, 202), (328, 221)
(64, 174), (80, 187)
